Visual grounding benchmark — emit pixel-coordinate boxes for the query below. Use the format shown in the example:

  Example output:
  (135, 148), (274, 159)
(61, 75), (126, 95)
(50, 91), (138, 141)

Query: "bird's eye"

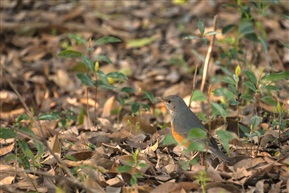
(167, 100), (171, 103)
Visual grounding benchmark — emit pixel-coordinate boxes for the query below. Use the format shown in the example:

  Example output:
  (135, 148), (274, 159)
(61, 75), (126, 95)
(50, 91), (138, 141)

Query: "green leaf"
(233, 74), (239, 84)
(34, 141), (44, 158)
(76, 73), (94, 86)
(138, 163), (147, 168)
(16, 114), (30, 122)
(191, 90), (207, 102)
(98, 80), (115, 90)
(263, 85), (278, 91)
(229, 48), (238, 59)
(19, 140), (35, 162)
(162, 134), (177, 145)
(68, 34), (86, 44)
(77, 108), (87, 125)
(250, 115), (262, 129)
(262, 71), (289, 81)
(205, 31), (219, 36)
(240, 93), (255, 102)
(95, 55), (112, 64)
(277, 101), (283, 115)
(220, 66), (233, 76)
(106, 72), (127, 80)
(197, 112), (208, 122)
(131, 102), (140, 113)
(243, 81), (257, 92)
(20, 156), (30, 170)
(239, 20), (254, 35)
(117, 165), (132, 173)
(143, 91), (154, 104)
(245, 33), (259, 42)
(96, 70), (115, 90)
(198, 20), (205, 35)
(95, 36), (121, 45)
(126, 36), (158, 48)
(66, 154), (78, 161)
(222, 24), (236, 34)
(213, 88), (236, 100)
(244, 70), (257, 85)
(81, 55), (94, 71)
(222, 76), (235, 85)
(58, 50), (82, 58)
(201, 37), (208, 44)
(38, 112), (60, 120)
(21, 127), (35, 136)
(121, 87), (135, 93)
(188, 128), (207, 139)
(183, 35), (200, 40)
(130, 177), (137, 187)
(228, 84), (238, 95)
(239, 124), (250, 134)
(60, 119), (66, 127)
(141, 104), (150, 111)
(229, 99), (240, 105)
(118, 97), (125, 106)
(211, 102), (229, 118)
(216, 130), (234, 153)
(261, 96), (276, 106)
(96, 70), (108, 82)
(0, 128), (16, 139)
(259, 34), (268, 52)
(188, 141), (205, 152)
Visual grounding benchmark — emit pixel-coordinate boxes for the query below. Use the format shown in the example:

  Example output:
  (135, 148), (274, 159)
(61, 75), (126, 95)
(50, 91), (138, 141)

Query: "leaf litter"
(1, 0), (289, 192)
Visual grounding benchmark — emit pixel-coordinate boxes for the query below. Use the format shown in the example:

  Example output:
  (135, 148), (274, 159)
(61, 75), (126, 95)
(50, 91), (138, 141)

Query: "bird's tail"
(209, 146), (231, 162)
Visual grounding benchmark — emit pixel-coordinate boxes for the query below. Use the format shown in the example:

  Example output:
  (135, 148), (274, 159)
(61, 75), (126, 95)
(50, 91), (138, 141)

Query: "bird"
(161, 95), (230, 162)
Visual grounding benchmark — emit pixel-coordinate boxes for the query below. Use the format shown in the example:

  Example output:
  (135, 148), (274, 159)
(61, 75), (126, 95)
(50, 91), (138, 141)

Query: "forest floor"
(1, 1), (289, 193)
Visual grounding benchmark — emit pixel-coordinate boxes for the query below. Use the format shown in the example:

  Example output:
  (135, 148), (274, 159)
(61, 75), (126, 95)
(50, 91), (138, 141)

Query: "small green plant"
(59, 34), (156, 119)
(119, 88), (154, 116)
(58, 35), (126, 91)
(184, 19), (219, 45)
(213, 66), (289, 153)
(195, 171), (210, 193)
(1, 114), (46, 170)
(116, 149), (147, 187)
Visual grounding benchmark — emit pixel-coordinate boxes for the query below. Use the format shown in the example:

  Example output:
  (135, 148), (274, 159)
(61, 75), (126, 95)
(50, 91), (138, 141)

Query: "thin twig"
(200, 15), (218, 92)
(102, 143), (131, 155)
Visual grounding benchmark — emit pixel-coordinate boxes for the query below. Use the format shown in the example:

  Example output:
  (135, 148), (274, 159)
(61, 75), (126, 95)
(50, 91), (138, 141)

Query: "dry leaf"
(122, 115), (156, 135)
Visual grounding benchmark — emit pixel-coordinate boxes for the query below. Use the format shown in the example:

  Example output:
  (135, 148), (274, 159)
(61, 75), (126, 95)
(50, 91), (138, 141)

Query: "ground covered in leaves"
(1, 0), (289, 193)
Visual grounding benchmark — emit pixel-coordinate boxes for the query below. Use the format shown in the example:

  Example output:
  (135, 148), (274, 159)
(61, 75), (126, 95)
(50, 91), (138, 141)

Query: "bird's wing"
(173, 109), (207, 138)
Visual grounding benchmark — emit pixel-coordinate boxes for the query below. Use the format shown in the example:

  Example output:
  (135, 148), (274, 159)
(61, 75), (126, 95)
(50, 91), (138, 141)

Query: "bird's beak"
(155, 97), (164, 103)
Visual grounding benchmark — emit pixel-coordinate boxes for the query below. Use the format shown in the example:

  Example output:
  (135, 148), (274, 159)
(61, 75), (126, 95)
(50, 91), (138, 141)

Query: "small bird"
(161, 95), (230, 162)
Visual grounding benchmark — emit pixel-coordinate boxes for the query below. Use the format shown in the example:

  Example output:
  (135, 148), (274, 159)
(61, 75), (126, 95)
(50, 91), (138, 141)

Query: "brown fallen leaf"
(84, 178), (105, 193)
(47, 134), (61, 154)
(207, 182), (242, 193)
(0, 142), (14, 157)
(101, 95), (116, 118)
(106, 176), (125, 187)
(122, 115), (156, 135)
(68, 150), (93, 161)
(185, 164), (223, 182)
(150, 182), (183, 193)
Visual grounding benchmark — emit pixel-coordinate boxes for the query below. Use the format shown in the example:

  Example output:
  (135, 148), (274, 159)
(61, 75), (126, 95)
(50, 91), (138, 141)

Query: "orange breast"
(171, 121), (190, 148)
